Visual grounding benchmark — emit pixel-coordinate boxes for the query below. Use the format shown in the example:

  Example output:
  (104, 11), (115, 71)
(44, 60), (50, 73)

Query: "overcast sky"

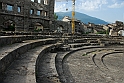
(55, 0), (124, 23)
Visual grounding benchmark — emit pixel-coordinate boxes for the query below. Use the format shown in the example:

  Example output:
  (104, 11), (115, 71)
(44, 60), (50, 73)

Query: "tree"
(54, 13), (58, 20)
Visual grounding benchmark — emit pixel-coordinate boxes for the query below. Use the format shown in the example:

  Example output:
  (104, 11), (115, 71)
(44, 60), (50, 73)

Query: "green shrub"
(96, 31), (106, 34)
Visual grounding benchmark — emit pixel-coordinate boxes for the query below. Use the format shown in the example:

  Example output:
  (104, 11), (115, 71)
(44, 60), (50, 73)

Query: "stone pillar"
(49, 0), (55, 20)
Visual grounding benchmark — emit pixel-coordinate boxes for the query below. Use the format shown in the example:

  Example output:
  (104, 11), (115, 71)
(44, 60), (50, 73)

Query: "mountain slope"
(55, 11), (108, 24)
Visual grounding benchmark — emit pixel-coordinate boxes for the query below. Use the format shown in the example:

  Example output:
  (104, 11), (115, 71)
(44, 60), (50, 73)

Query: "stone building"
(0, 0), (55, 31)
(62, 16), (84, 34)
(103, 21), (124, 36)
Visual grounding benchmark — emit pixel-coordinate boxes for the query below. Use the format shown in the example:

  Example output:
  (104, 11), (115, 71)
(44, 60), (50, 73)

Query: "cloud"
(108, 2), (124, 8)
(112, 0), (124, 3)
(55, 1), (72, 12)
(54, 3), (66, 12)
(77, 0), (107, 11)
(55, 0), (108, 12)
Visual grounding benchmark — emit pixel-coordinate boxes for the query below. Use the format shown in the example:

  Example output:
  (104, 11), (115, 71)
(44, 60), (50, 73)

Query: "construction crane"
(71, 0), (75, 34)
(55, 0), (75, 34)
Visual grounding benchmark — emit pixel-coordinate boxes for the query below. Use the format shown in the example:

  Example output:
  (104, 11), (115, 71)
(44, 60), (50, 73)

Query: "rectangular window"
(0, 2), (2, 9)
(18, 6), (21, 12)
(38, 0), (41, 3)
(31, 0), (34, 2)
(37, 10), (41, 15)
(7, 4), (13, 11)
(30, 9), (34, 14)
(44, 0), (48, 5)
(44, 11), (47, 16)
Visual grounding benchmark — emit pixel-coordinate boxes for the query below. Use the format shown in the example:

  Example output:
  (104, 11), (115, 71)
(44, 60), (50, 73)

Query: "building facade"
(0, 0), (55, 31)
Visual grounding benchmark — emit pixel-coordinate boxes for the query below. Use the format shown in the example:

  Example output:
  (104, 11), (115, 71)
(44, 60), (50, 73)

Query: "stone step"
(2, 43), (62, 83)
(2, 46), (43, 83)
(55, 46), (105, 83)
(59, 45), (70, 51)
(55, 52), (70, 83)
(69, 43), (91, 48)
(0, 38), (58, 82)
(90, 43), (100, 46)
(36, 53), (61, 83)
(0, 35), (46, 47)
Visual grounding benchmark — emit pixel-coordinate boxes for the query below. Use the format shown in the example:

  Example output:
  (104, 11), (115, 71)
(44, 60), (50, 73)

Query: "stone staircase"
(0, 35), (62, 83)
(0, 34), (124, 83)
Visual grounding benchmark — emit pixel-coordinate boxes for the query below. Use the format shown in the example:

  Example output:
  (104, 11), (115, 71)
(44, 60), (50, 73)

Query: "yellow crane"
(55, 0), (75, 34)
(71, 0), (75, 34)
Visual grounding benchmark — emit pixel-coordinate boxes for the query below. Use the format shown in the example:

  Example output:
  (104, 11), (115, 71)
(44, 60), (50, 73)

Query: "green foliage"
(106, 29), (109, 35)
(96, 31), (106, 34)
(34, 28), (40, 32)
(54, 13), (58, 20)
(83, 32), (90, 34)
(85, 32), (90, 34)
(96, 29), (109, 35)
(82, 53), (87, 56)
(5, 24), (15, 31)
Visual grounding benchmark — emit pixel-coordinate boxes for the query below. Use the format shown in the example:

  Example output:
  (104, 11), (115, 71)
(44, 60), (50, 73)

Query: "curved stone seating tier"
(55, 46), (103, 83)
(2, 43), (62, 83)
(98, 37), (124, 46)
(36, 43), (62, 83)
(0, 35), (49, 47)
(0, 34), (124, 83)
(55, 46), (124, 83)
(0, 38), (59, 82)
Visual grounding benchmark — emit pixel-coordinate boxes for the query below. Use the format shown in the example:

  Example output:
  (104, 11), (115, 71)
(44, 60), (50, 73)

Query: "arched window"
(4, 20), (15, 31)
(35, 23), (43, 31)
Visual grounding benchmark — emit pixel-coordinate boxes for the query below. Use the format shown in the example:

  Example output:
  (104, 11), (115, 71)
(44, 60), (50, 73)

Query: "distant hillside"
(55, 11), (108, 24)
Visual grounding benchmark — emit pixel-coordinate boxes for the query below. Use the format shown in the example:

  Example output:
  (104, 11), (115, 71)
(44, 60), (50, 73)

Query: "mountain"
(55, 11), (108, 24)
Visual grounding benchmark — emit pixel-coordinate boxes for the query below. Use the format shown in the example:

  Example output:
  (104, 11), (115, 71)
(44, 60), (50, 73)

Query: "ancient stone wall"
(0, 0), (85, 34)
(0, 0), (55, 31)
